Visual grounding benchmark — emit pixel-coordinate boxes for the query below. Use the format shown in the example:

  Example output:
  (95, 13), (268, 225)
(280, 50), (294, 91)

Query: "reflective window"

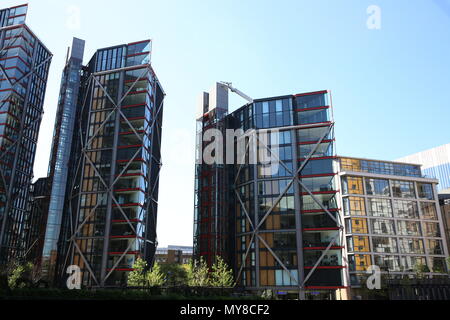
(348, 254), (372, 272)
(342, 176), (364, 195)
(365, 178), (390, 196)
(295, 93), (328, 109)
(429, 257), (447, 273)
(343, 197), (366, 216)
(426, 239), (443, 255)
(420, 202), (437, 220)
(393, 200), (419, 219)
(401, 256), (427, 272)
(347, 236), (371, 252)
(370, 219), (395, 235)
(368, 198), (393, 218)
(346, 218), (369, 234)
(397, 220), (421, 236)
(372, 237), (398, 253)
(398, 238), (424, 254)
(417, 183), (434, 200)
(392, 180), (416, 198)
(374, 255), (401, 272)
(422, 222), (440, 237)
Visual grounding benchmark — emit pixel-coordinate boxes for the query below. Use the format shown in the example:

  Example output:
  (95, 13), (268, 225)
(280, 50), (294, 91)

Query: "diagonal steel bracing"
(0, 29), (52, 261)
(64, 65), (164, 286)
(234, 123), (343, 291)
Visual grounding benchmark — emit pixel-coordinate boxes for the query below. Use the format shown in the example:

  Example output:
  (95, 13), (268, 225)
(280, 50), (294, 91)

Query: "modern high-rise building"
(0, 4), (52, 265)
(338, 156), (449, 298)
(195, 84), (344, 299)
(65, 39), (164, 288)
(396, 143), (450, 193)
(26, 38), (165, 287)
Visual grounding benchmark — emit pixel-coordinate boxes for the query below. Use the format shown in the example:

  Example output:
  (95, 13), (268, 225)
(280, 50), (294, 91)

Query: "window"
(398, 238), (424, 254)
(393, 200), (419, 219)
(401, 256), (427, 272)
(420, 202), (437, 220)
(392, 180), (415, 198)
(343, 197), (366, 216)
(347, 236), (370, 252)
(371, 219), (395, 235)
(348, 254), (371, 271)
(346, 218), (368, 234)
(365, 178), (390, 196)
(417, 183), (434, 200)
(372, 237), (398, 253)
(295, 93), (328, 109)
(374, 255), (401, 272)
(426, 239), (443, 255)
(342, 176), (364, 195)
(397, 220), (421, 236)
(429, 257), (447, 273)
(368, 198), (393, 217)
(422, 222), (440, 237)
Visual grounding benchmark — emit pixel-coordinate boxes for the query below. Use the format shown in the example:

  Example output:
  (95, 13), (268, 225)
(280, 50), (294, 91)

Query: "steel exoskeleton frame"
(61, 63), (164, 287)
(234, 109), (344, 297)
(0, 24), (52, 263)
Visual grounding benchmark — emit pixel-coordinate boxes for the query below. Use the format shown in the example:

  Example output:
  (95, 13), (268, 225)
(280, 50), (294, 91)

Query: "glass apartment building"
(0, 4), (52, 264)
(26, 38), (165, 287)
(195, 85), (344, 298)
(338, 157), (449, 291)
(66, 39), (165, 287)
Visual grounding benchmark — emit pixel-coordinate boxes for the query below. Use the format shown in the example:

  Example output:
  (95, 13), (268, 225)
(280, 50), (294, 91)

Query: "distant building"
(155, 245), (193, 264)
(396, 143), (450, 193)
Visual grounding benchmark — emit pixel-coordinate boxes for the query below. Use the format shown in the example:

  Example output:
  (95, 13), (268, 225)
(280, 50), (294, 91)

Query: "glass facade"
(340, 157), (448, 285)
(195, 90), (344, 295)
(30, 39), (165, 287)
(0, 4), (52, 264)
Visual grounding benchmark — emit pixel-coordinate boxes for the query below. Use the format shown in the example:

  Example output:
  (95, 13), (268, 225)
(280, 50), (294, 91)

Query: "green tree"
(210, 256), (234, 287)
(147, 262), (165, 286)
(187, 258), (210, 287)
(127, 258), (148, 287)
(8, 262), (33, 289)
(160, 263), (188, 286)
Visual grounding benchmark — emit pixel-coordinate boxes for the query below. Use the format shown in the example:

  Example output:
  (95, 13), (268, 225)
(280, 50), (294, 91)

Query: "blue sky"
(4, 0), (450, 247)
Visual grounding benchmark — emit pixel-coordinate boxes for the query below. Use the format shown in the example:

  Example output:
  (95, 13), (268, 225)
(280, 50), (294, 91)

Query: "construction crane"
(219, 81), (253, 103)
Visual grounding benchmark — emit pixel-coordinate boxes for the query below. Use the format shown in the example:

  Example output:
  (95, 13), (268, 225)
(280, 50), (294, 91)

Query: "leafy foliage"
(210, 256), (234, 287)
(159, 263), (188, 286)
(127, 258), (149, 287)
(127, 258), (167, 287)
(187, 258), (210, 287)
(8, 262), (33, 289)
(147, 262), (165, 286)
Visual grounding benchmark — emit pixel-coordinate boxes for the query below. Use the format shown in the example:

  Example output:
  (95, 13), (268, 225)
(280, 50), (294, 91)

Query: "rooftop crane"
(219, 81), (253, 103)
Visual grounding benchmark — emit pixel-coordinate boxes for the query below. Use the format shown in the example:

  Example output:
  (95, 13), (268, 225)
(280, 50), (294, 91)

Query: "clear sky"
(3, 0), (450, 248)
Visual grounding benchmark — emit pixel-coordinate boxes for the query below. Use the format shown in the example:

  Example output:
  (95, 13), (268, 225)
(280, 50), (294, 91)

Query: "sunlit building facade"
(338, 157), (449, 292)
(61, 40), (165, 287)
(195, 86), (344, 298)
(0, 4), (52, 265)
